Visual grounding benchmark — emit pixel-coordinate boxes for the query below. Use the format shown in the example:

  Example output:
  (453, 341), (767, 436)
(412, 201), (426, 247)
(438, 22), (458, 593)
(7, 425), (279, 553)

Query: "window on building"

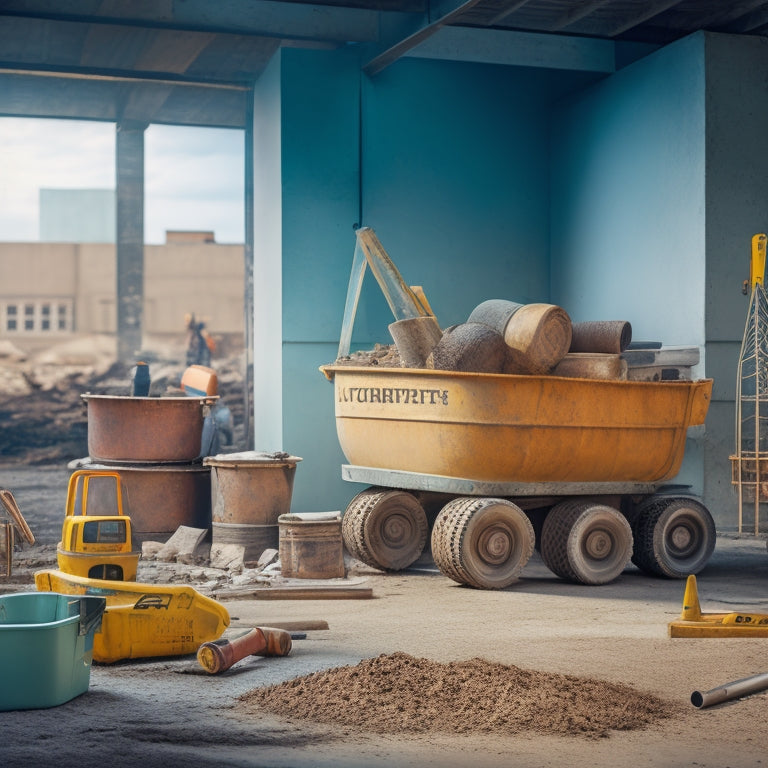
(0, 299), (73, 334)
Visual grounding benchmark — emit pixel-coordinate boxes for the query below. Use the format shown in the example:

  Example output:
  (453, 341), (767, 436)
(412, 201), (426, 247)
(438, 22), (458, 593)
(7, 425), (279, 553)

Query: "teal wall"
(547, 30), (768, 528)
(550, 34), (706, 343)
(278, 49), (361, 510)
(361, 59), (552, 329)
(549, 33), (707, 501)
(254, 33), (768, 529)
(702, 33), (768, 529)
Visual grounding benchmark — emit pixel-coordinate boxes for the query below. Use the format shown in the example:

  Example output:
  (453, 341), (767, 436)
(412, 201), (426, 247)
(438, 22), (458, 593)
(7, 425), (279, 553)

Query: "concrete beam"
(0, 0), (383, 44)
(363, 0), (484, 76)
(405, 26), (617, 73)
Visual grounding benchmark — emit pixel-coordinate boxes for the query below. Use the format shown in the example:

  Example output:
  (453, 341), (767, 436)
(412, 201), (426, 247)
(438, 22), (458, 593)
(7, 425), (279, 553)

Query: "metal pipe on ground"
(691, 672), (768, 708)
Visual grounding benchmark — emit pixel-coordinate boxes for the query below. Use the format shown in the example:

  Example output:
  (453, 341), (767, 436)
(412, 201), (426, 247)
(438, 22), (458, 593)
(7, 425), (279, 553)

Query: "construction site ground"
(2, 338), (767, 766)
(1, 465), (768, 768)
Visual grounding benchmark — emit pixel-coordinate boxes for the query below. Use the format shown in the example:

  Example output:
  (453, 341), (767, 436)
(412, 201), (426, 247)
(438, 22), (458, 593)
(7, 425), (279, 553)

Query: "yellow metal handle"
(750, 233), (767, 289)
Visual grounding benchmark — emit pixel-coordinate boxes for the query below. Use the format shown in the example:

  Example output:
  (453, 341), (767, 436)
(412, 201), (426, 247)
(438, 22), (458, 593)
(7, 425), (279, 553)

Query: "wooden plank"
(212, 585), (373, 601)
(1, 521), (12, 578)
(229, 620), (330, 631)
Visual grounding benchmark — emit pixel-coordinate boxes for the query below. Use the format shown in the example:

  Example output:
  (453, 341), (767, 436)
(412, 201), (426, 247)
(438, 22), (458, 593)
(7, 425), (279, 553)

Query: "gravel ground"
(2, 465), (768, 768)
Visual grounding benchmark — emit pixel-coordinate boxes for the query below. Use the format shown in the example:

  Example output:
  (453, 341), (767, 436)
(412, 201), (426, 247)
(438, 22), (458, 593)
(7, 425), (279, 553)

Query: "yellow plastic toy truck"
(57, 470), (140, 581)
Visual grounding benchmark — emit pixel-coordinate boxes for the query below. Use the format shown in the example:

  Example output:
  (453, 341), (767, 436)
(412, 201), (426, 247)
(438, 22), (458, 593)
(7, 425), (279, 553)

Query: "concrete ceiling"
(1, 0), (767, 129)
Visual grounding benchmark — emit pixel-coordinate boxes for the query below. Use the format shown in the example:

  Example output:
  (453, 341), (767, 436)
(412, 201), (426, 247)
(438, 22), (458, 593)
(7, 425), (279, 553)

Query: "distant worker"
(185, 313), (214, 367)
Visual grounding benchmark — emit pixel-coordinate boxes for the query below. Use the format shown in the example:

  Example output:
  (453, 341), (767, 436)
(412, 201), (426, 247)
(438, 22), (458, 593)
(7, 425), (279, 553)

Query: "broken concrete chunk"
(209, 542), (245, 571)
(141, 540), (164, 560)
(178, 541), (211, 565)
(156, 525), (209, 563)
(257, 548), (279, 568)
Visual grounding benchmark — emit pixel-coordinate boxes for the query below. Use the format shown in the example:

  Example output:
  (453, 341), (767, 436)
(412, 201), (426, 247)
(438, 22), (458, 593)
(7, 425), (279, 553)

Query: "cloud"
(0, 118), (244, 244)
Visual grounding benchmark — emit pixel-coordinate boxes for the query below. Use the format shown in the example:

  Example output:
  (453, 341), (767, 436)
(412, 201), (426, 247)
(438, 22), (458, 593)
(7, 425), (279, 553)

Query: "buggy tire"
(341, 487), (428, 571)
(541, 500), (633, 585)
(431, 497), (534, 589)
(631, 496), (715, 578)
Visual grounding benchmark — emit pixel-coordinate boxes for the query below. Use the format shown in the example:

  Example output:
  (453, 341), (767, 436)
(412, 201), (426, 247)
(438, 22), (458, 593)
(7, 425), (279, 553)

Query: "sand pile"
(241, 651), (677, 739)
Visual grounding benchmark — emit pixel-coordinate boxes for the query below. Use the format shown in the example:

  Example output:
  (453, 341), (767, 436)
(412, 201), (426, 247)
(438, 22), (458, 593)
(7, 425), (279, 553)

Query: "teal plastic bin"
(0, 592), (106, 710)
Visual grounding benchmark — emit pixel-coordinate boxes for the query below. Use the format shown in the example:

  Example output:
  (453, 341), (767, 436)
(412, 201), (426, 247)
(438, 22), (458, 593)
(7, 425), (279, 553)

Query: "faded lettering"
(338, 387), (449, 407)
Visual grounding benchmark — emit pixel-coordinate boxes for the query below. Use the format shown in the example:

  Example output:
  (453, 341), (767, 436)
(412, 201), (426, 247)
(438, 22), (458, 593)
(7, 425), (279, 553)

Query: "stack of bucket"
(203, 451), (302, 565)
(79, 393), (215, 543)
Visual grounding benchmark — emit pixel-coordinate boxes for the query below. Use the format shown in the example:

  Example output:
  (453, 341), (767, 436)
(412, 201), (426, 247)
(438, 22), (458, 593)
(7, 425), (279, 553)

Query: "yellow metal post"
(750, 233), (767, 290)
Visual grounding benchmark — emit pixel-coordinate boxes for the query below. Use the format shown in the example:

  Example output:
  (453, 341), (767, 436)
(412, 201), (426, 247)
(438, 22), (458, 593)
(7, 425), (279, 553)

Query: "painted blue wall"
(361, 59), (552, 331)
(277, 49), (361, 510)
(258, 35), (767, 528)
(549, 34), (707, 500)
(550, 34), (706, 345)
(549, 31), (768, 528)
(701, 33), (768, 529)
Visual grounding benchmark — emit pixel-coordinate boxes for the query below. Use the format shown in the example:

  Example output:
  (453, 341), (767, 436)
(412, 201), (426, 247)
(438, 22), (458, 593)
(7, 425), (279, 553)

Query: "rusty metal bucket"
(204, 452), (302, 525)
(203, 452), (302, 563)
(278, 512), (345, 579)
(81, 394), (216, 464)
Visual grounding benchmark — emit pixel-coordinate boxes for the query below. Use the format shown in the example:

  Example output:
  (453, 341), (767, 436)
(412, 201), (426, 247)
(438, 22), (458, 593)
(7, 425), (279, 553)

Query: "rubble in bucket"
(333, 226), (699, 381)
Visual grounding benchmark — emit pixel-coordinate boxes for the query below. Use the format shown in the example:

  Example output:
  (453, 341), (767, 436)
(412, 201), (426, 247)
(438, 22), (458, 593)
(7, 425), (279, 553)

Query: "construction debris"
(155, 525), (209, 563)
(0, 335), (246, 466)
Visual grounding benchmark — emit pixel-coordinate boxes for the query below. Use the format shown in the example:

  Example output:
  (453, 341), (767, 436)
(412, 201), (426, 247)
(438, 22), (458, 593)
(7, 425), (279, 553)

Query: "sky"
(0, 118), (245, 244)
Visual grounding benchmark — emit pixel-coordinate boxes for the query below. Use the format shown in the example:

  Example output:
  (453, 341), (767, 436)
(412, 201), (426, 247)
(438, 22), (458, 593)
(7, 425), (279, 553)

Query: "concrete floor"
(2, 466), (768, 768)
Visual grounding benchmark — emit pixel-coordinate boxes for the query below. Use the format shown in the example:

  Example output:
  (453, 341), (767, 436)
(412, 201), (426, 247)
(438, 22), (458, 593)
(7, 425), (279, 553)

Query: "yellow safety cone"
(680, 575), (702, 621)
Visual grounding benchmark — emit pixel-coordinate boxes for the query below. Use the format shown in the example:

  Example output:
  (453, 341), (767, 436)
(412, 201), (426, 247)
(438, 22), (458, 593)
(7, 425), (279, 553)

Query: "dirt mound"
(240, 651), (677, 739)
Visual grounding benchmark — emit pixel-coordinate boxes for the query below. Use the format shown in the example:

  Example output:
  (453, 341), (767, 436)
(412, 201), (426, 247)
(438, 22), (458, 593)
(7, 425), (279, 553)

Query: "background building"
(0, 233), (244, 353)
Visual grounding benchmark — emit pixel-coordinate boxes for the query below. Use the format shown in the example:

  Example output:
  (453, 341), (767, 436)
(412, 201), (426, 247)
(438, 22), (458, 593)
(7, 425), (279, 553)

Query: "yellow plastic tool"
(35, 568), (230, 663)
(668, 575), (768, 637)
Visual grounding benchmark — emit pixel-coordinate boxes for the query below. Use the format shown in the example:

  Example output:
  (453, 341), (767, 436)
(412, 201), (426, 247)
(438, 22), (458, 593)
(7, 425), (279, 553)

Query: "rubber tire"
(540, 500), (633, 585)
(341, 487), (428, 571)
(631, 497), (716, 578)
(431, 497), (534, 589)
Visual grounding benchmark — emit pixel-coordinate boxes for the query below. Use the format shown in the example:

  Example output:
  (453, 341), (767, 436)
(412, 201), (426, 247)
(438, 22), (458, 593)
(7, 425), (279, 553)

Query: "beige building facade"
(0, 237), (245, 353)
